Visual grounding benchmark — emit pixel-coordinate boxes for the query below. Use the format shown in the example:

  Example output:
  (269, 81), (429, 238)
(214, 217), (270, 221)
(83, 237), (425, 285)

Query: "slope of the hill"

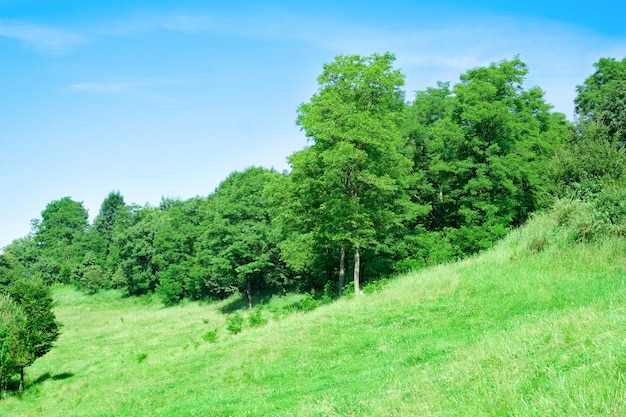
(2, 207), (626, 416)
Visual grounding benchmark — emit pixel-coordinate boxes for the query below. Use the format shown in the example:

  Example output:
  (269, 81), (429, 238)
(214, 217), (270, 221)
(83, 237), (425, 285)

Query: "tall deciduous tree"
(292, 52), (415, 295)
(35, 197), (89, 249)
(406, 57), (568, 256)
(575, 57), (626, 147)
(33, 197), (90, 284)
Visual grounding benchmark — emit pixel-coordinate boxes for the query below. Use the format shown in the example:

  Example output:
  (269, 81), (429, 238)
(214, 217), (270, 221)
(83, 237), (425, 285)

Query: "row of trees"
(2, 54), (625, 308)
(2, 54), (625, 396)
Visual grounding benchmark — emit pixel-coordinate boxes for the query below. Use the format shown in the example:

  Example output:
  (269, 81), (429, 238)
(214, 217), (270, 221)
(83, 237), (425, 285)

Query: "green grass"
(3, 210), (626, 416)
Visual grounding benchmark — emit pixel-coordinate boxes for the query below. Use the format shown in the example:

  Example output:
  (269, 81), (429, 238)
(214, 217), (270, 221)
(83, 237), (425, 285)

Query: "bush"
(248, 308), (268, 327)
(202, 329), (218, 343)
(226, 313), (244, 335)
(297, 294), (322, 312)
(156, 274), (183, 307)
(81, 265), (107, 294)
(594, 185), (626, 225)
(363, 278), (390, 294)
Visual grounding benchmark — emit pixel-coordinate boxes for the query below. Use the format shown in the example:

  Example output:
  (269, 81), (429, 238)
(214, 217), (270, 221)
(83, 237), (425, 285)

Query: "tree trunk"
(246, 275), (252, 309)
(19, 367), (24, 393)
(354, 246), (362, 295)
(338, 246), (346, 297)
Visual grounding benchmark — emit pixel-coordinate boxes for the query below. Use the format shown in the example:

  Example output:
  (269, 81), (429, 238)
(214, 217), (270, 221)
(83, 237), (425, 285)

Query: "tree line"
(1, 54), (626, 395)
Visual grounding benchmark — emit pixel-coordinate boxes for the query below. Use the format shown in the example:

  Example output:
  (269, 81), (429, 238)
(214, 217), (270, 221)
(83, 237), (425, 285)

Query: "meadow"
(2, 208), (626, 416)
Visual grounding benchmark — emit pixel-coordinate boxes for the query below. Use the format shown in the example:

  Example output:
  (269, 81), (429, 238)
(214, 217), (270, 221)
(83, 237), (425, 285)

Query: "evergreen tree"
(0, 294), (30, 398)
(89, 191), (128, 278)
(8, 278), (61, 392)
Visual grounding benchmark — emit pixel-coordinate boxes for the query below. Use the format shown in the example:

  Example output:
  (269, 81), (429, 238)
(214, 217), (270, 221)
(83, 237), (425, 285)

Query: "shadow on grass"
(220, 292), (275, 314)
(30, 371), (74, 387)
(52, 372), (74, 381)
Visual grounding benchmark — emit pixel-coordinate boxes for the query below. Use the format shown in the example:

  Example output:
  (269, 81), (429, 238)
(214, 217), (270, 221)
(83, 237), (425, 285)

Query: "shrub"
(226, 313), (244, 335)
(156, 274), (183, 307)
(248, 308), (267, 327)
(363, 278), (390, 294)
(297, 294), (321, 312)
(202, 329), (218, 343)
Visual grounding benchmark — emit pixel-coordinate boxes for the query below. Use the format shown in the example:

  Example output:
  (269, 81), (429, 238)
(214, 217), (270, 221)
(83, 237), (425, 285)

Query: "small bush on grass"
(248, 308), (268, 327)
(363, 278), (390, 294)
(202, 329), (218, 343)
(226, 313), (244, 335)
(297, 294), (322, 312)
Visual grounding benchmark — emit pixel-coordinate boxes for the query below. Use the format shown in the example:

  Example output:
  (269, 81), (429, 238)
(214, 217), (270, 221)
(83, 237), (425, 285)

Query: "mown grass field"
(2, 210), (626, 416)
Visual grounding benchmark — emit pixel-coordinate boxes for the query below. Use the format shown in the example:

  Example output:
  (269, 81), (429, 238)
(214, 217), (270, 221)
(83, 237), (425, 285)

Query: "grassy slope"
(3, 211), (626, 416)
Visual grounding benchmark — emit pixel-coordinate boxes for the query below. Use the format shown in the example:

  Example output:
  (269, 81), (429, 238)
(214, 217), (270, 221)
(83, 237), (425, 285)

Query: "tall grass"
(2, 207), (626, 416)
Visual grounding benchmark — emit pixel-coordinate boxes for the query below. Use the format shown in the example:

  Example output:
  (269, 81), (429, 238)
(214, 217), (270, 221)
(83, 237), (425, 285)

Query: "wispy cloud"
(18, 6), (622, 117)
(98, 8), (334, 43)
(98, 12), (213, 36)
(70, 81), (139, 93)
(68, 79), (195, 102)
(0, 19), (85, 54)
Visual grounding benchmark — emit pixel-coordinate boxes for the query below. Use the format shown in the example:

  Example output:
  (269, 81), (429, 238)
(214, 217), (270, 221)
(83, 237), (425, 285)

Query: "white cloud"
(68, 79), (195, 102)
(11, 6), (623, 118)
(0, 19), (85, 54)
(97, 12), (217, 36)
(70, 82), (137, 93)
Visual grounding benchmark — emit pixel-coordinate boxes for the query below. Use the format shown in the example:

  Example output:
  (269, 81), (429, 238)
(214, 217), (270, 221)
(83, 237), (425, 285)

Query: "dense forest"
(2, 54), (626, 395)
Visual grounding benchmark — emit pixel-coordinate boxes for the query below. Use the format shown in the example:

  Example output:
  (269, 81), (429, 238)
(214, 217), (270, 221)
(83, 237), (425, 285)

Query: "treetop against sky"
(1, 0), (626, 249)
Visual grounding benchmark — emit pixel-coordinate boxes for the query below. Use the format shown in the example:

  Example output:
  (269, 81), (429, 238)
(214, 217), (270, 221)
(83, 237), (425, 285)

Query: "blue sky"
(1, 0), (626, 249)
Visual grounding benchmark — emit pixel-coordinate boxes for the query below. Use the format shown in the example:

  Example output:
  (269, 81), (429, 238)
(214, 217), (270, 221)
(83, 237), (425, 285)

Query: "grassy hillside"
(3, 207), (626, 416)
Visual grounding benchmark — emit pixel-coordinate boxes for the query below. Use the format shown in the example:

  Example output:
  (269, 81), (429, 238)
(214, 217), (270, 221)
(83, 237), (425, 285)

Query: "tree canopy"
(290, 52), (417, 295)
(8, 52), (626, 397)
(575, 57), (626, 147)
(1, 53), (584, 307)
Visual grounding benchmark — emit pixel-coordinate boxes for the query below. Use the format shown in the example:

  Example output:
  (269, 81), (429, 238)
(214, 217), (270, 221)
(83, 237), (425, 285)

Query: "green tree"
(197, 167), (285, 307)
(405, 57), (568, 256)
(1, 237), (39, 285)
(153, 197), (206, 305)
(292, 52), (416, 295)
(71, 252), (107, 294)
(89, 191), (129, 280)
(0, 294), (30, 398)
(32, 197), (90, 284)
(546, 120), (626, 199)
(8, 278), (61, 392)
(114, 206), (162, 296)
(265, 172), (337, 294)
(35, 197), (89, 249)
(0, 253), (22, 293)
(575, 57), (626, 147)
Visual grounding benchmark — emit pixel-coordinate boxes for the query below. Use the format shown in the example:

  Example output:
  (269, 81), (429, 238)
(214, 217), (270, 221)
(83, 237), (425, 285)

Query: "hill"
(2, 204), (626, 416)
